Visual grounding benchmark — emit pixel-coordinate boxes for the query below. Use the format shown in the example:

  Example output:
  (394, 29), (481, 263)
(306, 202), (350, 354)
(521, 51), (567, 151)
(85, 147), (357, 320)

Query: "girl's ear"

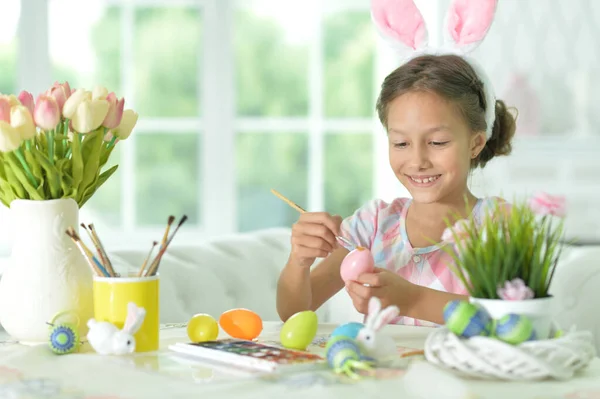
(470, 131), (487, 158)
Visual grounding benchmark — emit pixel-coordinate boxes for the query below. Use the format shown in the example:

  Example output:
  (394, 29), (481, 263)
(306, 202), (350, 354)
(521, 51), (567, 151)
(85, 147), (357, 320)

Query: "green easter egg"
(443, 300), (492, 338)
(280, 310), (318, 350)
(495, 314), (536, 345)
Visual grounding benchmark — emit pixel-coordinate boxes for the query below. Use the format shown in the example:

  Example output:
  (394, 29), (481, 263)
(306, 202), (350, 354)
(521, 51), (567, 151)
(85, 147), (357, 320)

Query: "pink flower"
(46, 81), (71, 112)
(0, 97), (10, 123)
(441, 219), (471, 242)
(34, 94), (61, 130)
(102, 92), (124, 129)
(17, 91), (34, 114)
(528, 192), (566, 217)
(497, 278), (534, 300)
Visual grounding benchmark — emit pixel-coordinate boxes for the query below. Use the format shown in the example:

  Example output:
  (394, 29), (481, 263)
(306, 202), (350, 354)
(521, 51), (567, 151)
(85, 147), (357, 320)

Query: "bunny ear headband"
(371, 0), (498, 140)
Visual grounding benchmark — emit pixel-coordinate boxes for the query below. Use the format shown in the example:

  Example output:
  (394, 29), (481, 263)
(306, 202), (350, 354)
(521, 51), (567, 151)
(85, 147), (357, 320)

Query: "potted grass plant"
(441, 193), (567, 339)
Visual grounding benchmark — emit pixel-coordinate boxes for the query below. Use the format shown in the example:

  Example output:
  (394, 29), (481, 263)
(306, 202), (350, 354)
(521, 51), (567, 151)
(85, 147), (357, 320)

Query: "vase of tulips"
(0, 82), (137, 344)
(441, 193), (567, 340)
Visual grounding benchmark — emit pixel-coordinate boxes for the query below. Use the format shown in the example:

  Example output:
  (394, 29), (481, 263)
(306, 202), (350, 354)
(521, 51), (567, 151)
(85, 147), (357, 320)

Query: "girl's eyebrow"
(388, 125), (451, 135)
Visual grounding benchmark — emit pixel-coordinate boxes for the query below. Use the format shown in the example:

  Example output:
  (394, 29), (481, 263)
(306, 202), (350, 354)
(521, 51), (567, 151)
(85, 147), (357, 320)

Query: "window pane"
(136, 134), (200, 226)
(237, 133), (308, 231)
(324, 11), (375, 118)
(50, 1), (121, 91)
(0, 0), (18, 94)
(234, 4), (309, 116)
(325, 133), (373, 218)
(83, 145), (122, 227)
(134, 8), (201, 117)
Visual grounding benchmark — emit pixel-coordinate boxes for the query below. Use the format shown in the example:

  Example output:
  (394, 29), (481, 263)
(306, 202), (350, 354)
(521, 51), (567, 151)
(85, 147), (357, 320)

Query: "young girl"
(276, 0), (515, 326)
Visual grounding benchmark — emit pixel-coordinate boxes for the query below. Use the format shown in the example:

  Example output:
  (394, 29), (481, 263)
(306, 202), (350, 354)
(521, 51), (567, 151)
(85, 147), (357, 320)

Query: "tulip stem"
(25, 140), (31, 151)
(48, 129), (55, 165)
(14, 148), (39, 188)
(107, 136), (117, 149)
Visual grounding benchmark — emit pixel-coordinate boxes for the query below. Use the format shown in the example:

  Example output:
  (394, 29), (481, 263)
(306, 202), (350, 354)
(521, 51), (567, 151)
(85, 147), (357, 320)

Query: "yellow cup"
(92, 274), (160, 352)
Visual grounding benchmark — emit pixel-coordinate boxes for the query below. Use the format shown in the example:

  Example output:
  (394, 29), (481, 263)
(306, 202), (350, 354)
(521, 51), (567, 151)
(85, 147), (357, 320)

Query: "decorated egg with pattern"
(340, 247), (375, 283)
(494, 314), (536, 345)
(443, 300), (492, 338)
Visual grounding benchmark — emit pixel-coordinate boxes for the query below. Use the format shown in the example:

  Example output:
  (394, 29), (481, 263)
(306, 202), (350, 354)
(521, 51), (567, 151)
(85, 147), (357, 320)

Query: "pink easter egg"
(340, 247), (375, 283)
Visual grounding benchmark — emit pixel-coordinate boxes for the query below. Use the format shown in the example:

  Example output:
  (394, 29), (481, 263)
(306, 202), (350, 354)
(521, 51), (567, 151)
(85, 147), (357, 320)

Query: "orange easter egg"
(219, 308), (263, 340)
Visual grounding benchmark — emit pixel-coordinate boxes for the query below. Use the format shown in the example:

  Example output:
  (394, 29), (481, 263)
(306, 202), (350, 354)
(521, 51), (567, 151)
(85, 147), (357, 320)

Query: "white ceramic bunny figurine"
(87, 302), (147, 355)
(356, 297), (400, 361)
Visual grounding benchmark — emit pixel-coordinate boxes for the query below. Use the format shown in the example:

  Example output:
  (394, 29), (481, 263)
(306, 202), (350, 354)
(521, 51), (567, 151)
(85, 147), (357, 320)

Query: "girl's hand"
(288, 212), (343, 268)
(346, 268), (418, 315)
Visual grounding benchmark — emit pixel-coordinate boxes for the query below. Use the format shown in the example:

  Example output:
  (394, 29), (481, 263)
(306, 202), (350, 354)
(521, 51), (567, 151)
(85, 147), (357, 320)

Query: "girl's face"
(386, 91), (486, 205)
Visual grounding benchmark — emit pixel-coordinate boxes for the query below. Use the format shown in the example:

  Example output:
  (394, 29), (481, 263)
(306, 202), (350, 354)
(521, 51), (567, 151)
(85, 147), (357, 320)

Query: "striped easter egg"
(443, 300), (492, 338)
(325, 335), (363, 369)
(495, 314), (536, 345)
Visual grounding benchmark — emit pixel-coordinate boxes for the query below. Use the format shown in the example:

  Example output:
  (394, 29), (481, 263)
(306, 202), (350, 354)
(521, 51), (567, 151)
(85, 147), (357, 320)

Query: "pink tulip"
(528, 192), (566, 217)
(46, 81), (71, 112)
(0, 97), (10, 123)
(18, 91), (34, 114)
(34, 95), (61, 131)
(497, 278), (534, 300)
(102, 92), (124, 129)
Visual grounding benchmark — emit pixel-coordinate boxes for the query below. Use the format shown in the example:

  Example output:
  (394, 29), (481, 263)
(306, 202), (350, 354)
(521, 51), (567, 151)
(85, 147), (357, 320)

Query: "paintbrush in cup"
(137, 241), (158, 277)
(269, 188), (354, 248)
(65, 227), (109, 277)
(88, 224), (117, 277)
(80, 223), (113, 277)
(159, 216), (175, 251)
(146, 215), (188, 276)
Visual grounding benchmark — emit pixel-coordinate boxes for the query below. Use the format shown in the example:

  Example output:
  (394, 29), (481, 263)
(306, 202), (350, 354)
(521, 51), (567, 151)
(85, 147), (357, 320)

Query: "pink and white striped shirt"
(339, 196), (505, 326)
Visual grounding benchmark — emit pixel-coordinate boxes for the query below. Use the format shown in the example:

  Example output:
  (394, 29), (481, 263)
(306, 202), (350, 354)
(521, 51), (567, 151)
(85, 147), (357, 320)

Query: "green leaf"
(79, 164), (118, 208)
(0, 178), (15, 206)
(71, 133), (84, 190)
(78, 129), (104, 202)
(6, 153), (44, 200)
(4, 160), (26, 198)
(32, 147), (61, 198)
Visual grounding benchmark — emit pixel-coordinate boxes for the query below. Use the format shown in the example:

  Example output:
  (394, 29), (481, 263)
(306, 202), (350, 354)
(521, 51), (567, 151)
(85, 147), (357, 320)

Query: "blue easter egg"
(330, 322), (364, 340)
(495, 314), (536, 345)
(443, 300), (492, 338)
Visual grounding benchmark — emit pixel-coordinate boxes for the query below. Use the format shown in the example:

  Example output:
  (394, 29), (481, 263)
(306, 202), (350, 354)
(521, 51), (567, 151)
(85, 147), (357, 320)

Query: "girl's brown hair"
(376, 55), (516, 168)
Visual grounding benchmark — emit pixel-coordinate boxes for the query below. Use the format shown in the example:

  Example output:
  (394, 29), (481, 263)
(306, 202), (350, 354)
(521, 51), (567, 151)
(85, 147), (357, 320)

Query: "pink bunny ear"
(371, 0), (428, 53)
(123, 302), (147, 335)
(444, 0), (497, 54)
(372, 304), (400, 331)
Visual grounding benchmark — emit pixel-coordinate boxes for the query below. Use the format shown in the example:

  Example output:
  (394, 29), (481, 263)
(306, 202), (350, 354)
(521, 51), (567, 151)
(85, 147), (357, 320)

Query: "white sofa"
(1, 227), (599, 352)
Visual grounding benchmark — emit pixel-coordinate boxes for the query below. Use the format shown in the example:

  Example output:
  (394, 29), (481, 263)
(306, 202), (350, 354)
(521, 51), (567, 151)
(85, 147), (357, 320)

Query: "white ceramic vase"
(0, 198), (94, 345)
(470, 296), (556, 340)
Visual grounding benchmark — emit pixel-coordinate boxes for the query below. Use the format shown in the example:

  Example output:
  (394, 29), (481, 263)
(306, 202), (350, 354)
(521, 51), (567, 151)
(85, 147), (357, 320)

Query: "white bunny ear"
(372, 304), (400, 331)
(443, 0), (497, 54)
(364, 296), (382, 327)
(371, 0), (428, 57)
(123, 302), (147, 335)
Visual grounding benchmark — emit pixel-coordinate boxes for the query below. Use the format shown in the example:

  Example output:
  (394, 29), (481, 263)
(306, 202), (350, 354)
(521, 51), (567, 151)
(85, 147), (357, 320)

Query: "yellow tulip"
(62, 89), (91, 119)
(112, 109), (138, 140)
(0, 94), (21, 107)
(10, 105), (37, 140)
(71, 99), (109, 133)
(0, 121), (23, 152)
(92, 85), (108, 100)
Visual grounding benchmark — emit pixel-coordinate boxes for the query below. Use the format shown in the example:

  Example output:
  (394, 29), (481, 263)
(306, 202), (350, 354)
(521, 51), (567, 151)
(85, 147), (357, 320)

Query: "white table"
(0, 323), (599, 399)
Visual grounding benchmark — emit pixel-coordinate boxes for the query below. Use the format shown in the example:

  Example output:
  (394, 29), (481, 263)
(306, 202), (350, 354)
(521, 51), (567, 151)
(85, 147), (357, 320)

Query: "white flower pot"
(0, 198), (94, 345)
(469, 296), (556, 340)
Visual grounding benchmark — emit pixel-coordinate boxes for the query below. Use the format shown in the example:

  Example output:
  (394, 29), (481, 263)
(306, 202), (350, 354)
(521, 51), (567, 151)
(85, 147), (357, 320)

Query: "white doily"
(424, 327), (596, 381)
